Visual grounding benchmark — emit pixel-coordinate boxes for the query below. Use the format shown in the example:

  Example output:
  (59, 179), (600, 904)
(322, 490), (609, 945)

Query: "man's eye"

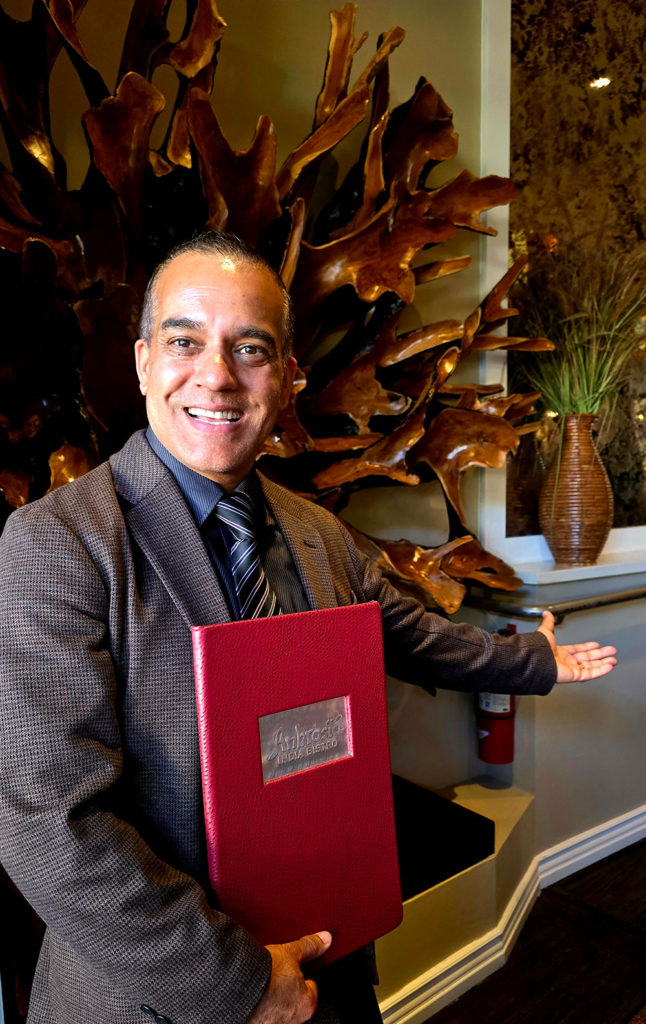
(169, 337), (194, 349)
(237, 344), (270, 363)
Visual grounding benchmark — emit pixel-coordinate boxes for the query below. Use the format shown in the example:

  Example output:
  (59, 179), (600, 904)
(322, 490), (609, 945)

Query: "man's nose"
(195, 348), (237, 389)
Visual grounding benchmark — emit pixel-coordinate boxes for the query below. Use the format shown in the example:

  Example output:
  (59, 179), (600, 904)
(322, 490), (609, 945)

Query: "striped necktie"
(215, 491), (281, 619)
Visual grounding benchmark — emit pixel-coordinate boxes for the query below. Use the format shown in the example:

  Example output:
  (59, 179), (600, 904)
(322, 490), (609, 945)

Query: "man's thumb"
(292, 931), (332, 964)
(537, 609), (556, 644)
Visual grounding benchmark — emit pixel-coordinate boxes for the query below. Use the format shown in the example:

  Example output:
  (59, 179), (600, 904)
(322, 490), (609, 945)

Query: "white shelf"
(515, 550), (646, 585)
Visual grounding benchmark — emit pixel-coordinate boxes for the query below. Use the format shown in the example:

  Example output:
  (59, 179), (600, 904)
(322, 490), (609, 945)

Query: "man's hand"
(536, 610), (617, 683)
(248, 931), (332, 1024)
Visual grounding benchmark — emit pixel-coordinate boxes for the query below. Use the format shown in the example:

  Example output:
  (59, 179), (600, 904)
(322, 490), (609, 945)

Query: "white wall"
(533, 600), (646, 851)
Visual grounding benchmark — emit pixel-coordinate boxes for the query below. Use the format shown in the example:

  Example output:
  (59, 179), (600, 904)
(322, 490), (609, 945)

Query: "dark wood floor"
(425, 838), (646, 1024)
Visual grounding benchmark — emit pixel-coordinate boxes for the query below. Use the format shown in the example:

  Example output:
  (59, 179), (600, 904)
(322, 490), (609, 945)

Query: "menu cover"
(192, 601), (402, 966)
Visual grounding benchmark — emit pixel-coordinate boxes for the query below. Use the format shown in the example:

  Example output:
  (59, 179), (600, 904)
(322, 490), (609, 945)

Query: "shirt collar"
(145, 427), (264, 528)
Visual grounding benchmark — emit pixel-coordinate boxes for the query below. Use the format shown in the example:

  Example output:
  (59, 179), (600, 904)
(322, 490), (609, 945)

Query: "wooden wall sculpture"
(0, 0), (551, 613)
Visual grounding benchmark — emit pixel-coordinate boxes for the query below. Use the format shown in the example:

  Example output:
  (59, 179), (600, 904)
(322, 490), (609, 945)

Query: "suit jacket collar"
(109, 431), (232, 628)
(109, 431), (339, 622)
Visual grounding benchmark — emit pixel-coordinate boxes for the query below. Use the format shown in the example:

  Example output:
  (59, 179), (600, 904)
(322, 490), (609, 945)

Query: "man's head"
(139, 232), (294, 359)
(135, 232), (297, 491)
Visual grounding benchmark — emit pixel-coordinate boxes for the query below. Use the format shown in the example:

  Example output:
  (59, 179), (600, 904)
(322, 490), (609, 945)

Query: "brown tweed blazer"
(0, 431), (555, 1024)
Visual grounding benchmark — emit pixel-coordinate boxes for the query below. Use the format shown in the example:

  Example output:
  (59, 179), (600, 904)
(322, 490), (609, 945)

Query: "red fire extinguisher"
(476, 624), (517, 765)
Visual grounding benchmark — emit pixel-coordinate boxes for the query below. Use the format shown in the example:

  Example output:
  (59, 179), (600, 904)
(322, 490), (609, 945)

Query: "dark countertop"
(464, 572), (646, 623)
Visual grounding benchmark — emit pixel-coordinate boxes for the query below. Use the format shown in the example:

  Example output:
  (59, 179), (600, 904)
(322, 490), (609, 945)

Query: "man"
(0, 233), (616, 1024)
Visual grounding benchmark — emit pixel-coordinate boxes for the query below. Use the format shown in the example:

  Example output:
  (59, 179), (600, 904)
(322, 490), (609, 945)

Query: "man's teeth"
(187, 408), (241, 421)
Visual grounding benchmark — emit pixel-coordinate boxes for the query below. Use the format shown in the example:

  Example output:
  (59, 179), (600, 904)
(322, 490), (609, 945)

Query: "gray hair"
(138, 232), (294, 360)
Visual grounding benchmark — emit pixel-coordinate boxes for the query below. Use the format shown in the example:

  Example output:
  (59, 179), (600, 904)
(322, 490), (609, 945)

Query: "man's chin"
(181, 452), (256, 489)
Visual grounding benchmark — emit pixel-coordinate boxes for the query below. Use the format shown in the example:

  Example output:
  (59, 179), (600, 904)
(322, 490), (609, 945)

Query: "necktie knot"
(215, 492), (280, 619)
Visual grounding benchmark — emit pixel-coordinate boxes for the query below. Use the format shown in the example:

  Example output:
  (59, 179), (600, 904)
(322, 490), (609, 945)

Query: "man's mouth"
(186, 407), (242, 422)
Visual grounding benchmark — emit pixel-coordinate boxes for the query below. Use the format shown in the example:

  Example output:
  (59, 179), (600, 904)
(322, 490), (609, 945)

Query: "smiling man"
(0, 233), (617, 1024)
(135, 246), (297, 491)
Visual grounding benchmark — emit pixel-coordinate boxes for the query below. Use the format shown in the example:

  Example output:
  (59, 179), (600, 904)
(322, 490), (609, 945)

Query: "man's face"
(135, 252), (296, 490)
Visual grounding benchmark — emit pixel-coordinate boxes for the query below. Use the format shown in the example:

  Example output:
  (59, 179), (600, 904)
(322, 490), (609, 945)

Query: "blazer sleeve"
(334, 519), (556, 696)
(0, 506), (271, 1024)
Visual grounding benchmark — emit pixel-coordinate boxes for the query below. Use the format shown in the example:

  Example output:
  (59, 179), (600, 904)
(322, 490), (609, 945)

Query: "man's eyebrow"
(237, 326), (278, 349)
(159, 317), (203, 332)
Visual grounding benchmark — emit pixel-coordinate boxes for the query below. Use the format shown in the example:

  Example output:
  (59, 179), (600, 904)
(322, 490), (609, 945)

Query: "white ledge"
(515, 549), (646, 585)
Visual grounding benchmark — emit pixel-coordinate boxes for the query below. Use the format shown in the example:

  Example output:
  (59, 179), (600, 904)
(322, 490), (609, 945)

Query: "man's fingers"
(287, 931), (332, 964)
(573, 662), (615, 682)
(593, 645), (617, 659)
(564, 641), (600, 654)
(555, 644), (617, 683)
(586, 660), (616, 678)
(567, 643), (616, 660)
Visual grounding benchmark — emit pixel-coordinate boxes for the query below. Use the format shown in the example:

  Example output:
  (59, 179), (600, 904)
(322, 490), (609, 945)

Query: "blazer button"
(140, 1005), (171, 1024)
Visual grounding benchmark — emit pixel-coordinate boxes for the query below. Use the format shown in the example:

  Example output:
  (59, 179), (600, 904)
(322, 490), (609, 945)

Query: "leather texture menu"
(192, 602), (402, 966)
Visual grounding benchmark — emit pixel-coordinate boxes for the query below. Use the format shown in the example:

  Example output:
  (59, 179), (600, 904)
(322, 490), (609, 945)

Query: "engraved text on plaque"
(258, 696), (352, 783)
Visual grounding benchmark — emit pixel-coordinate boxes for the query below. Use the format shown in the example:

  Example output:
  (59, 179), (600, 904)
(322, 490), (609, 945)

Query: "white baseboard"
(380, 860), (541, 1024)
(537, 802), (646, 888)
(380, 803), (646, 1023)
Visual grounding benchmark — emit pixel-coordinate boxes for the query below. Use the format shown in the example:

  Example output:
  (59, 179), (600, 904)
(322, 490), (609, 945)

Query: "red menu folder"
(192, 601), (402, 966)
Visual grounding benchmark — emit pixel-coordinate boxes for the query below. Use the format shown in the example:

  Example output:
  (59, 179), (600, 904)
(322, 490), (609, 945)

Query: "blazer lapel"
(259, 476), (339, 611)
(111, 433), (232, 627)
(110, 433), (339, 621)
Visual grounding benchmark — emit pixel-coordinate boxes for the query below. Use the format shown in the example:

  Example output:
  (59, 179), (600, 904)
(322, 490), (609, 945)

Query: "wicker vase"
(538, 414), (614, 566)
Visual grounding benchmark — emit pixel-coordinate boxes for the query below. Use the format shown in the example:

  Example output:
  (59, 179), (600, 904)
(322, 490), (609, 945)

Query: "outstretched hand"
(248, 931), (332, 1024)
(536, 610), (617, 683)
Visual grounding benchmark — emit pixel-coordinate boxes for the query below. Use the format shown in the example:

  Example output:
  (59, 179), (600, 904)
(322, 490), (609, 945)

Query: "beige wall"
(211, 2), (481, 173)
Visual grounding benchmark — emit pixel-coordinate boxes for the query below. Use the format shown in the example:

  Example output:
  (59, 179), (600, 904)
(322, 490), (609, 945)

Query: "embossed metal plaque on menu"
(259, 696), (352, 783)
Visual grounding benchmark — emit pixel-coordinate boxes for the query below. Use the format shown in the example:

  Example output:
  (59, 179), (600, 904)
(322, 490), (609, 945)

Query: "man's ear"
(134, 339), (150, 396)
(279, 356), (298, 409)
